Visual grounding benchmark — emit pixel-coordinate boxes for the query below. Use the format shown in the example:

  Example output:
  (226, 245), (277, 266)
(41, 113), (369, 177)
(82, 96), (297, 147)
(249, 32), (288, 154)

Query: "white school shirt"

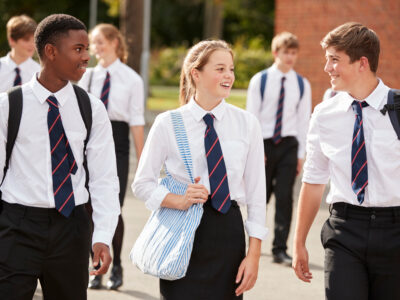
(246, 64), (312, 158)
(79, 58), (145, 126)
(132, 98), (268, 240)
(0, 76), (120, 246)
(0, 53), (40, 93)
(302, 79), (400, 207)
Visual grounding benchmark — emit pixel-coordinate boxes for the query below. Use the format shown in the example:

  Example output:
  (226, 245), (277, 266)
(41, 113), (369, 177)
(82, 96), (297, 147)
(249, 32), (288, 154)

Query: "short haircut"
(7, 15), (37, 41)
(321, 22), (380, 73)
(34, 14), (87, 59)
(271, 32), (299, 52)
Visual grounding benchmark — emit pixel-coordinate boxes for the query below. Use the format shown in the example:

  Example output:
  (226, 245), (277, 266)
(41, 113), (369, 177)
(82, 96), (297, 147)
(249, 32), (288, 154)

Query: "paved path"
(34, 110), (330, 299)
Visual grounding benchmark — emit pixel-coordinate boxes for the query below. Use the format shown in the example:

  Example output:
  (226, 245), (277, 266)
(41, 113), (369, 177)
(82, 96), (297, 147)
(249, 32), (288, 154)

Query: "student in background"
(0, 15), (40, 92)
(133, 40), (267, 299)
(79, 23), (145, 290)
(246, 32), (311, 266)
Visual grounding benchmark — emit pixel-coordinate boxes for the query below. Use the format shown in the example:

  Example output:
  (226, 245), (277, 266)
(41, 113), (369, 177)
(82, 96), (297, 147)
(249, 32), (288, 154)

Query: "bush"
(150, 41), (273, 89)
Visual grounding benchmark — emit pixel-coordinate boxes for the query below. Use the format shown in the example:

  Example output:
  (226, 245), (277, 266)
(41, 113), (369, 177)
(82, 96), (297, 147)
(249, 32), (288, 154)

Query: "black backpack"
(0, 84), (92, 200)
(381, 89), (400, 140)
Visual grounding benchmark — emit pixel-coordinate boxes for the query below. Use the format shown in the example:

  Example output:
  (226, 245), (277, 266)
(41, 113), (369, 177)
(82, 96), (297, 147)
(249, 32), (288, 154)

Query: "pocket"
(221, 139), (248, 179)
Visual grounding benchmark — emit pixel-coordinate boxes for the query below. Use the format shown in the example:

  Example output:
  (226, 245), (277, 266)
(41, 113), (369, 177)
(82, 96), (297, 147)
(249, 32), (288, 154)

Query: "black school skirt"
(160, 200), (246, 300)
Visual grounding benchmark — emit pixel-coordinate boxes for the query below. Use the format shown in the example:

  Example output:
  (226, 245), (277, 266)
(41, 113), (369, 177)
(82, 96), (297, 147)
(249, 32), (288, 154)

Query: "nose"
(324, 60), (331, 73)
(82, 49), (90, 61)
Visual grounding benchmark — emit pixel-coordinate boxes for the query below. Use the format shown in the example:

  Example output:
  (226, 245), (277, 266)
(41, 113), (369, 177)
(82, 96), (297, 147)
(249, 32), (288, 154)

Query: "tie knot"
(281, 76), (286, 83)
(352, 100), (368, 115)
(46, 96), (59, 109)
(203, 113), (215, 127)
(15, 67), (20, 75)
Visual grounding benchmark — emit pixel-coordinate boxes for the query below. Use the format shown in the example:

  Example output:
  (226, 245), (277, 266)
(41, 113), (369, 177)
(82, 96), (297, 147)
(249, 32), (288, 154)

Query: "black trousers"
(111, 121), (130, 206)
(321, 202), (400, 300)
(0, 201), (91, 300)
(264, 137), (298, 254)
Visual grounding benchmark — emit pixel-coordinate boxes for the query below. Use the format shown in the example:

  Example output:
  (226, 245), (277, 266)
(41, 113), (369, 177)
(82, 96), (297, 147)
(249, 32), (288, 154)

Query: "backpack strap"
(87, 68), (94, 93)
(72, 84), (93, 191)
(1, 87), (23, 188)
(381, 89), (400, 140)
(296, 72), (304, 100)
(260, 69), (268, 102)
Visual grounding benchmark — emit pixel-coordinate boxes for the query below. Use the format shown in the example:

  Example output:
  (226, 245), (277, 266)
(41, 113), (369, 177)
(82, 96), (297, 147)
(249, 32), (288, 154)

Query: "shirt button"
(371, 214), (376, 220)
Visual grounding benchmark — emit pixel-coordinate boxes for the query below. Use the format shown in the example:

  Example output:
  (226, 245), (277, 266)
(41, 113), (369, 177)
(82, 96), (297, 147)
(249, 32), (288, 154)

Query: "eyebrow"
(74, 43), (87, 47)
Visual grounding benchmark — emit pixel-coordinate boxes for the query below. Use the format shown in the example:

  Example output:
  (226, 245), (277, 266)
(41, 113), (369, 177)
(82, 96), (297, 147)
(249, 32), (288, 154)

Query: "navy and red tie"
(100, 71), (110, 108)
(351, 100), (369, 204)
(13, 67), (22, 86)
(272, 76), (286, 144)
(203, 113), (231, 214)
(47, 96), (78, 217)
(330, 90), (337, 98)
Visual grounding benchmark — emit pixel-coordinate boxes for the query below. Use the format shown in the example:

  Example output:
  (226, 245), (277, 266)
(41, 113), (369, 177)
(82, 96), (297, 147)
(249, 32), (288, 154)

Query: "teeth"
(221, 83), (230, 87)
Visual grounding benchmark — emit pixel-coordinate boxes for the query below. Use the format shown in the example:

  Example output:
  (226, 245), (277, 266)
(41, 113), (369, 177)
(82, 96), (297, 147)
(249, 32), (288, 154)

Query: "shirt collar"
(29, 75), (74, 107)
(5, 53), (34, 68)
(270, 63), (294, 77)
(96, 58), (121, 75)
(338, 79), (389, 112)
(187, 97), (226, 123)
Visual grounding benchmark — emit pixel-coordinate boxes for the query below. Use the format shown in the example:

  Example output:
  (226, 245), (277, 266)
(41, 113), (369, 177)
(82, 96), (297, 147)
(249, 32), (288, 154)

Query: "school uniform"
(0, 53), (40, 92)
(246, 64), (311, 256)
(0, 76), (120, 299)
(79, 58), (145, 205)
(303, 79), (400, 300)
(133, 99), (268, 300)
(322, 88), (338, 101)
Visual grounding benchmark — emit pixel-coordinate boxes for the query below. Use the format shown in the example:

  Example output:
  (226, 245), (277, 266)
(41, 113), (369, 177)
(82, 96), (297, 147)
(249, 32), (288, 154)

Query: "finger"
(294, 261), (311, 282)
(95, 250), (112, 275)
(235, 273), (251, 296)
(194, 176), (200, 184)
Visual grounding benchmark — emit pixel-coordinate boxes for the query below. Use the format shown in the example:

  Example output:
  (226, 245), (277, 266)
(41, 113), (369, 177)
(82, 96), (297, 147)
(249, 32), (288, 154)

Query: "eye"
(75, 47), (82, 53)
(217, 67), (224, 72)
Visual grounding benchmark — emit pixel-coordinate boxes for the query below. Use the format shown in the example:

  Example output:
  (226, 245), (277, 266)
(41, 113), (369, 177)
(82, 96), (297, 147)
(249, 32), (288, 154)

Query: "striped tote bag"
(130, 110), (204, 280)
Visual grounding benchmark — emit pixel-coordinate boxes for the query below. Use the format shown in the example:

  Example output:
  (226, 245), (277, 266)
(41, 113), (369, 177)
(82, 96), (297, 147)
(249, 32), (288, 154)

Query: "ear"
(44, 43), (57, 62)
(359, 56), (370, 73)
(272, 51), (278, 59)
(191, 68), (200, 83)
(8, 37), (16, 48)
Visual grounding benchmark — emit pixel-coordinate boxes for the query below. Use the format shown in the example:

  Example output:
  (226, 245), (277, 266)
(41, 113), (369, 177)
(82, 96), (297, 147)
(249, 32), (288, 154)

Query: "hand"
(292, 244), (313, 282)
(90, 242), (112, 276)
(180, 177), (209, 210)
(296, 158), (304, 176)
(264, 154), (267, 165)
(235, 254), (259, 296)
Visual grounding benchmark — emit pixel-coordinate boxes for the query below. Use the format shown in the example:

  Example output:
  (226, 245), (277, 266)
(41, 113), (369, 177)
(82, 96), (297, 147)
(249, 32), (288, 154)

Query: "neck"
(348, 75), (379, 101)
(10, 49), (29, 65)
(276, 62), (291, 74)
(37, 68), (68, 93)
(99, 55), (118, 68)
(194, 93), (222, 111)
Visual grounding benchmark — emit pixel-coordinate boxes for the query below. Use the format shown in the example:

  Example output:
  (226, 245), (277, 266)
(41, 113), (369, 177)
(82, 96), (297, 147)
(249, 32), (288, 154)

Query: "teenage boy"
(0, 15), (40, 92)
(0, 14), (120, 300)
(246, 32), (311, 265)
(293, 22), (400, 300)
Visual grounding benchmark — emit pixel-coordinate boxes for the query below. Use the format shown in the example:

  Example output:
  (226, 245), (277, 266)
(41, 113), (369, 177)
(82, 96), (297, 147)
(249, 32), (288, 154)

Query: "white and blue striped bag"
(130, 110), (204, 280)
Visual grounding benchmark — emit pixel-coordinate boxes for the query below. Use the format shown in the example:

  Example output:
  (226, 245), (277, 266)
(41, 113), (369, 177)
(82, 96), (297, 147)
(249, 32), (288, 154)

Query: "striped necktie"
(203, 113), (231, 214)
(272, 76), (286, 144)
(351, 100), (369, 204)
(100, 71), (110, 108)
(47, 96), (78, 217)
(13, 67), (22, 86)
(330, 90), (337, 98)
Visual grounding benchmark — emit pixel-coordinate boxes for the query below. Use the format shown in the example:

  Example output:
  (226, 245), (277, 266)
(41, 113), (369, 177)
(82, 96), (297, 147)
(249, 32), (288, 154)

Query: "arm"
(292, 183), (325, 282)
(296, 78), (312, 161)
(0, 94), (8, 180)
(130, 125), (144, 161)
(246, 73), (262, 120)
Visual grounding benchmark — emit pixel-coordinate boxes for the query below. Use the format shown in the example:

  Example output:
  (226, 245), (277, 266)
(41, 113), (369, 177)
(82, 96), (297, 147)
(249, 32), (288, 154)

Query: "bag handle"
(169, 111), (195, 184)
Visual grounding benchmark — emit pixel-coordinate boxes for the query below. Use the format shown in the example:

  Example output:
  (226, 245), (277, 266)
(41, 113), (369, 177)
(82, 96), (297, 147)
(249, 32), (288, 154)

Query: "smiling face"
(90, 28), (117, 61)
(324, 46), (360, 92)
(50, 29), (90, 82)
(193, 49), (235, 103)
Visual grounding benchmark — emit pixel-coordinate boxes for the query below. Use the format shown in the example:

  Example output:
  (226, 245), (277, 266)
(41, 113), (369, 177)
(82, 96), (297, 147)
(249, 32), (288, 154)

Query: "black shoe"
(107, 265), (123, 290)
(88, 275), (103, 289)
(272, 251), (292, 266)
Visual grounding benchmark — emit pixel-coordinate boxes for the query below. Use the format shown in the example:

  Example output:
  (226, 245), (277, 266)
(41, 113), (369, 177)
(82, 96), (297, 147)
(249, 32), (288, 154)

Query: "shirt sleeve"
(243, 114), (268, 240)
(0, 93), (8, 181)
(246, 73), (262, 121)
(296, 78), (312, 159)
(302, 105), (330, 184)
(129, 75), (145, 126)
(132, 113), (169, 210)
(86, 96), (121, 247)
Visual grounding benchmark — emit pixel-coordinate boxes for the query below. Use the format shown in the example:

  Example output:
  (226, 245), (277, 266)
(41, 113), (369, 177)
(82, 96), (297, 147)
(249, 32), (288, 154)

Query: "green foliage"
(150, 42), (273, 89)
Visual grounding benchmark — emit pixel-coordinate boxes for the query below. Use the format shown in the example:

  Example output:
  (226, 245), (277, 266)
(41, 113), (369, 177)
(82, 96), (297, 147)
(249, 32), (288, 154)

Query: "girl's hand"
(234, 254), (259, 296)
(180, 177), (209, 210)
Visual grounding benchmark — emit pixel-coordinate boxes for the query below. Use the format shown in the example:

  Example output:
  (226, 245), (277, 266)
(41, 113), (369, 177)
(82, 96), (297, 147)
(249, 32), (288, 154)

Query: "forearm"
(247, 237), (261, 259)
(130, 125), (144, 161)
(160, 193), (185, 210)
(293, 183), (325, 247)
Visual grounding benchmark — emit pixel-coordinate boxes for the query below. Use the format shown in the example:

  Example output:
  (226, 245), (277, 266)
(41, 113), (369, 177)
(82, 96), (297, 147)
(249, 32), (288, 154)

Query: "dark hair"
(7, 15), (37, 41)
(321, 22), (380, 73)
(34, 14), (87, 59)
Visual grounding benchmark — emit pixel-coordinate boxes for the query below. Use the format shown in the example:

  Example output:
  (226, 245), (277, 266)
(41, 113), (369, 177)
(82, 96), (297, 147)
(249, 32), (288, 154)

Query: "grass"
(147, 85), (247, 111)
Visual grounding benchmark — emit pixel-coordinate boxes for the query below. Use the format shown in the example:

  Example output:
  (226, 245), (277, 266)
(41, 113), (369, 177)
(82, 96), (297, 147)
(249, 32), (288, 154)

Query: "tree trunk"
(120, 0), (143, 73)
(203, 0), (224, 39)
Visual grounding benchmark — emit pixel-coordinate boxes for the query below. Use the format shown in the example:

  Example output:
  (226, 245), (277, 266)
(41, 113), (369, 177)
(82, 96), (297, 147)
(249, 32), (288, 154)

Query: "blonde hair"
(271, 31), (299, 52)
(179, 40), (233, 105)
(7, 15), (37, 41)
(91, 23), (128, 63)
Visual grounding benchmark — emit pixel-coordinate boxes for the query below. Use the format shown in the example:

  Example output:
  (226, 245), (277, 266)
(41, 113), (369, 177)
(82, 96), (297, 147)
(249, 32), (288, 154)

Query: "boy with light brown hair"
(246, 31), (311, 266)
(0, 15), (40, 92)
(293, 22), (400, 300)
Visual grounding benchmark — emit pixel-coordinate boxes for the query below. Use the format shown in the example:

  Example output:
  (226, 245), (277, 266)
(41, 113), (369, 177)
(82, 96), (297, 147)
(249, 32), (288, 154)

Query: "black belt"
(330, 202), (400, 222)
